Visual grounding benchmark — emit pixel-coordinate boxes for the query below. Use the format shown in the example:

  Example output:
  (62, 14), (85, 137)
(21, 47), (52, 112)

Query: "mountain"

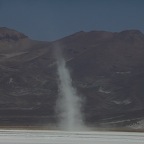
(0, 27), (144, 128)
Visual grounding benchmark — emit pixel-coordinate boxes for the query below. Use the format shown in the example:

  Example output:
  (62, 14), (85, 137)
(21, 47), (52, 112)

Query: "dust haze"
(54, 44), (86, 131)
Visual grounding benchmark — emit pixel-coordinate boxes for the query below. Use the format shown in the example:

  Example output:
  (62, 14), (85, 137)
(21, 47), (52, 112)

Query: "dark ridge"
(116, 29), (144, 41)
(0, 27), (28, 41)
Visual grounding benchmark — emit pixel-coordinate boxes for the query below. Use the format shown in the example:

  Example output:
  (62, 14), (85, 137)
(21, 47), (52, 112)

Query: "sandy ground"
(0, 130), (144, 144)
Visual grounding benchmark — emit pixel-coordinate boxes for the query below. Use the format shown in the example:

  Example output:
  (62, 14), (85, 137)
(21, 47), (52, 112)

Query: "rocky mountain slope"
(0, 27), (144, 127)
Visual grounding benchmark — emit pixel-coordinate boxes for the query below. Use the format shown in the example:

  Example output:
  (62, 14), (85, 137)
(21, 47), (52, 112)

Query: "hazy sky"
(0, 0), (144, 41)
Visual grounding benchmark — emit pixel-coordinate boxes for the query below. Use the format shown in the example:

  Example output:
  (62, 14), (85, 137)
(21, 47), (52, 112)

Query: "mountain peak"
(117, 29), (144, 41)
(0, 27), (28, 41)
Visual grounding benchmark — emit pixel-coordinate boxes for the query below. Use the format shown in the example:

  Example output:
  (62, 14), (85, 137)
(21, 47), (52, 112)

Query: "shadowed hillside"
(0, 27), (144, 128)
